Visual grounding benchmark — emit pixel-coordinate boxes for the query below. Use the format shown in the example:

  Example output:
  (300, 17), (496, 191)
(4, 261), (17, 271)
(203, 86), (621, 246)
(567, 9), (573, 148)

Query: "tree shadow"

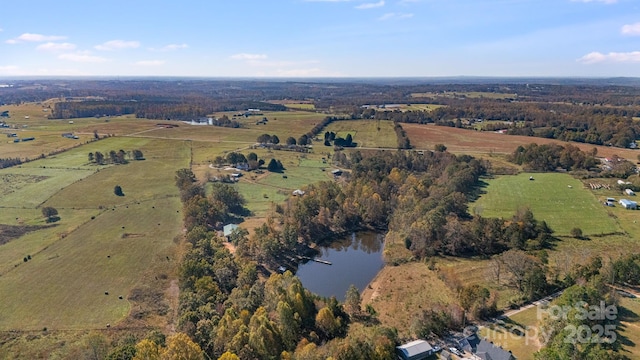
(468, 179), (489, 202)
(46, 216), (61, 223)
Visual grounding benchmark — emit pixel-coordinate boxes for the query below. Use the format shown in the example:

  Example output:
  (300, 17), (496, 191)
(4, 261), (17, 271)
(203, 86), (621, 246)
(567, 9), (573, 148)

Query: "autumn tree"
(133, 339), (161, 360)
(344, 285), (361, 317)
(176, 168), (198, 190)
(218, 352), (240, 360)
(162, 333), (204, 360)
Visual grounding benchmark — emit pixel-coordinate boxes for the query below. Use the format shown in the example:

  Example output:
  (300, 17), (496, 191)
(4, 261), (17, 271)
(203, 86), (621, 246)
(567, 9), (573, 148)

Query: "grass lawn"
(233, 182), (288, 216)
(257, 165), (332, 191)
(472, 173), (621, 236)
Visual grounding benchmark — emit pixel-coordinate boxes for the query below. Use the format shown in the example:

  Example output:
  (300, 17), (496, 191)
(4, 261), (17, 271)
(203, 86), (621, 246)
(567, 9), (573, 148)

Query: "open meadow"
(0, 128), (190, 331)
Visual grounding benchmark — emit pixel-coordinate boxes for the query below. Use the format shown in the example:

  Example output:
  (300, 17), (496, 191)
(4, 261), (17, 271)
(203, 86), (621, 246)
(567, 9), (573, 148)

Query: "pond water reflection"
(296, 232), (384, 301)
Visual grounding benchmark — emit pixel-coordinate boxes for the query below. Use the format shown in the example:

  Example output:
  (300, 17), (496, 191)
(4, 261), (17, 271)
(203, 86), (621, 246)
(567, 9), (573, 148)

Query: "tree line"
(88, 149), (144, 165)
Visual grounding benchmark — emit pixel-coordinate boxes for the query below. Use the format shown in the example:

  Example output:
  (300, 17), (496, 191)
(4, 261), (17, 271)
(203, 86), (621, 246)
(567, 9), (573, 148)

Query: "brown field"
(403, 123), (640, 160)
(361, 261), (458, 338)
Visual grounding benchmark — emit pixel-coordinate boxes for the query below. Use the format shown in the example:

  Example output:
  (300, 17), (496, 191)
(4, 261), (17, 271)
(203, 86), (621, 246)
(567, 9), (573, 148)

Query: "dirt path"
(164, 279), (180, 335)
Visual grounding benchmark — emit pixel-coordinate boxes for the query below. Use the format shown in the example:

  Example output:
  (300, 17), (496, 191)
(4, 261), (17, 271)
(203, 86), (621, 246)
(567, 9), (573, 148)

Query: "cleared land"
(403, 123), (640, 160)
(361, 261), (457, 338)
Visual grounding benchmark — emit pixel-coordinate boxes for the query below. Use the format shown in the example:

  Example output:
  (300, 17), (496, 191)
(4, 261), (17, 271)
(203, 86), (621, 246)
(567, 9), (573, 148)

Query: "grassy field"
(0, 197), (182, 330)
(324, 120), (397, 148)
(361, 261), (458, 338)
(0, 122), (189, 331)
(472, 173), (621, 236)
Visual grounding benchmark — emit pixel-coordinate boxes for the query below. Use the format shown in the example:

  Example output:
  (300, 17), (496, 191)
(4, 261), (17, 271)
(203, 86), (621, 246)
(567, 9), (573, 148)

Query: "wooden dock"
(298, 255), (332, 265)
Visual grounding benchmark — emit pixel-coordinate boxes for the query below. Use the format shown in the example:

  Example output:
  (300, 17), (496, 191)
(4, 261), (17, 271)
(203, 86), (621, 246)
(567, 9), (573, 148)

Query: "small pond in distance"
(296, 231), (384, 301)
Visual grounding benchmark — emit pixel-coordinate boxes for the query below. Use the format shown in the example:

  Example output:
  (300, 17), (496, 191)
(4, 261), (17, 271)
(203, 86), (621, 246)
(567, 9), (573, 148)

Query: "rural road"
(498, 290), (565, 319)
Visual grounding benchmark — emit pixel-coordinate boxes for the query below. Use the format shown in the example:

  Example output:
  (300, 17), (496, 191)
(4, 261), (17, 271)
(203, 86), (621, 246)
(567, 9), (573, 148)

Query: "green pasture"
(231, 110), (327, 138)
(19, 136), (154, 169)
(0, 208), (101, 276)
(472, 173), (621, 236)
(0, 167), (96, 208)
(0, 197), (182, 330)
(43, 139), (189, 209)
(191, 141), (255, 165)
(256, 163), (333, 191)
(324, 120), (397, 148)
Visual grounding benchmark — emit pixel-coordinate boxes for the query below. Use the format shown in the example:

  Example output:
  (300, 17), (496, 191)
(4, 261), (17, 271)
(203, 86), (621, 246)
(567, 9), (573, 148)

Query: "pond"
(296, 231), (385, 301)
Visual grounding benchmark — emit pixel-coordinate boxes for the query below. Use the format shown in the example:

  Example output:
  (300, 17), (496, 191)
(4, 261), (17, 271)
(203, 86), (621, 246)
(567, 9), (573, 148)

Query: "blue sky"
(0, 0), (639, 77)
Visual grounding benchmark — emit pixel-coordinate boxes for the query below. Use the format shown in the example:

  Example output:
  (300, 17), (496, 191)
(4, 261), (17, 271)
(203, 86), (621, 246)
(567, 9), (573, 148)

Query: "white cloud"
(355, 1), (384, 9)
(135, 60), (165, 66)
(379, 12), (414, 20)
(36, 42), (76, 52)
(578, 51), (640, 64)
(570, 0), (617, 4)
(59, 52), (108, 63)
(94, 40), (140, 51)
(161, 43), (188, 51)
(622, 23), (640, 36)
(6, 33), (66, 44)
(231, 53), (268, 60)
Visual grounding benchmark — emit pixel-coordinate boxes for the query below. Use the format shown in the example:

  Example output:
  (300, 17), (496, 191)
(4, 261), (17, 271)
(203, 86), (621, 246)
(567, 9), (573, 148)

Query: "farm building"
(619, 199), (638, 210)
(223, 224), (239, 240)
(625, 189), (635, 196)
(331, 169), (343, 176)
(292, 189), (305, 196)
(396, 339), (434, 360)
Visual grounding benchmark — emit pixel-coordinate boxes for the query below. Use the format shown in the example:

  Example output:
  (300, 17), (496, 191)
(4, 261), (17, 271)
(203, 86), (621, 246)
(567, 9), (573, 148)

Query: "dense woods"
(174, 168), (398, 359)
